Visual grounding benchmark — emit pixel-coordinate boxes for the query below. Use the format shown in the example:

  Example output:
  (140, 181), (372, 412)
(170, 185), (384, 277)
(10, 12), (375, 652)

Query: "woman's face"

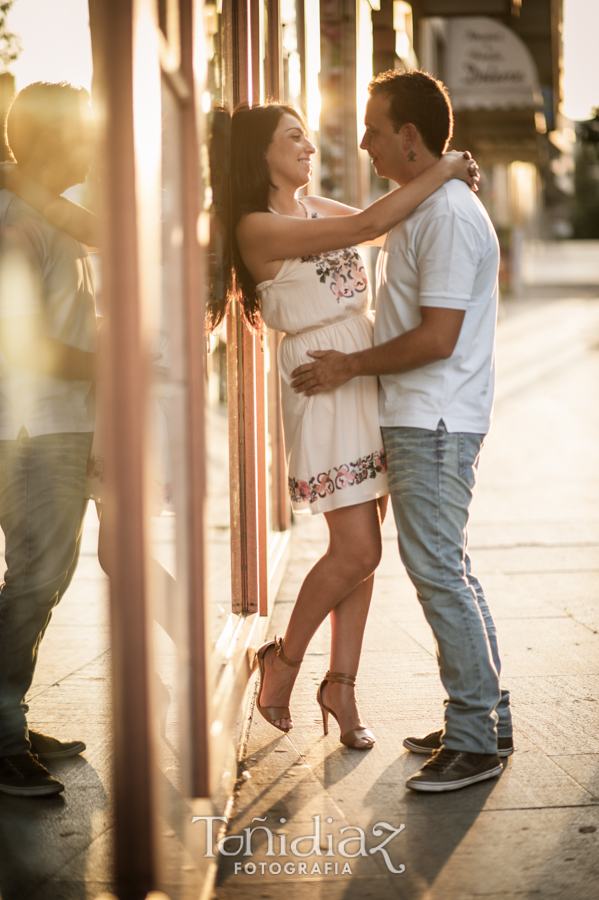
(265, 113), (316, 190)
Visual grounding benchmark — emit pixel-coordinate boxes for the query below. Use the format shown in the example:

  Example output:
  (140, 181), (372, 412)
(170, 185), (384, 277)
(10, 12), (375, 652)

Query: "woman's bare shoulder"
(236, 210), (275, 241)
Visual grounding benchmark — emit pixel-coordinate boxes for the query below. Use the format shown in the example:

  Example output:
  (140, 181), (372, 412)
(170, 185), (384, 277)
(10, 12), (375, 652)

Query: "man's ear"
(401, 123), (418, 149)
(34, 130), (60, 162)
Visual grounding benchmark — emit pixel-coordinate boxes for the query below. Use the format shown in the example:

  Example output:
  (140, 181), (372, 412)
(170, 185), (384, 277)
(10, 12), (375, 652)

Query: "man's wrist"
(347, 351), (366, 379)
(357, 346), (382, 378)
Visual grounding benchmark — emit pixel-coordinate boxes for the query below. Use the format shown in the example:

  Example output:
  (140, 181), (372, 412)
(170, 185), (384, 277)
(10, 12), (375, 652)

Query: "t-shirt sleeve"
(416, 211), (482, 311)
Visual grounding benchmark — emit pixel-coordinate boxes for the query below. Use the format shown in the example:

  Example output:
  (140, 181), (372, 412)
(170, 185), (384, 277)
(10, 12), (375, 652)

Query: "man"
(0, 82), (96, 796)
(291, 70), (512, 793)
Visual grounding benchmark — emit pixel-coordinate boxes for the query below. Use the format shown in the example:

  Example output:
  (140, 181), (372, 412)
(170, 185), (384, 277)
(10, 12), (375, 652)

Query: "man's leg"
(0, 430), (92, 757)
(383, 423), (501, 754)
(464, 553), (512, 738)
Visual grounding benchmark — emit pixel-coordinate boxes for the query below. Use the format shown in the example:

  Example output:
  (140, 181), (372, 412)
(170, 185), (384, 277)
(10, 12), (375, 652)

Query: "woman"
(209, 104), (478, 748)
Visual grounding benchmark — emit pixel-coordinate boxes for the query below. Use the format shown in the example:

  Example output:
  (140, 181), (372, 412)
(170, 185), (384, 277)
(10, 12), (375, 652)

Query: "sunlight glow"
(562, 0), (599, 120)
(305, 0), (321, 132)
(356, 0), (373, 149)
(132, 0), (163, 338)
(6, 0), (92, 91)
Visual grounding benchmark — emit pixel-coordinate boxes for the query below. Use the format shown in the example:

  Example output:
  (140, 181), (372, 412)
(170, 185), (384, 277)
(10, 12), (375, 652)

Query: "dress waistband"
(285, 312), (370, 339)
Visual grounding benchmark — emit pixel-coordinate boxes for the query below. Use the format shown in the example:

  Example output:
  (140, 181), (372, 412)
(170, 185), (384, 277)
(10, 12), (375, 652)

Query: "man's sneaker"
(403, 729), (514, 758)
(0, 752), (65, 796)
(406, 748), (503, 793)
(28, 729), (86, 760)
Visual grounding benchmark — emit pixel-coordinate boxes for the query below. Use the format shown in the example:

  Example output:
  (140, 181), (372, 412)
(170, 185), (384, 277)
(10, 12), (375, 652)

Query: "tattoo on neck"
(407, 150), (417, 162)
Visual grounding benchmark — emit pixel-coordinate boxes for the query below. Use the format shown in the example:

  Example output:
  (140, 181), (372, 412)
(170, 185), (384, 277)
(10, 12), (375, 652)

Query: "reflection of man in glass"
(0, 83), (96, 797)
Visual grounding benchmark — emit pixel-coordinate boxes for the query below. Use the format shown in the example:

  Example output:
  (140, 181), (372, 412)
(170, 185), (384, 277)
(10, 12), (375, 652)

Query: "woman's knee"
(325, 501), (383, 579)
(331, 534), (382, 581)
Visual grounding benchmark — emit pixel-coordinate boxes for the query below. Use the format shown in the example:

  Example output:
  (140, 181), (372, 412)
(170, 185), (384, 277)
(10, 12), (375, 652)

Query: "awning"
(450, 108), (544, 165)
(445, 16), (540, 111)
(417, 1), (514, 14)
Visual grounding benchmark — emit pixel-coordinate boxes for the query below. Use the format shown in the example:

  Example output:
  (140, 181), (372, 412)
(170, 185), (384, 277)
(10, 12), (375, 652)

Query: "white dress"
(257, 220), (388, 516)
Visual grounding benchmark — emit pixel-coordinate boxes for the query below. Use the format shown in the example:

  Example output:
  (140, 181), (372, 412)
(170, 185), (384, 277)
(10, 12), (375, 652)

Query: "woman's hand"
(441, 150), (480, 192)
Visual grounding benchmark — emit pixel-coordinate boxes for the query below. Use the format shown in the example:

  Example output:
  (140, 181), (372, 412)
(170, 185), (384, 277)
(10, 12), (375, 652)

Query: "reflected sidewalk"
(0, 510), (113, 899)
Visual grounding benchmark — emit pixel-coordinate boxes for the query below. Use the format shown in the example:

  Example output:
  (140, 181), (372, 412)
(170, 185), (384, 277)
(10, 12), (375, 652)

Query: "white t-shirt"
(0, 190), (97, 439)
(374, 179), (499, 434)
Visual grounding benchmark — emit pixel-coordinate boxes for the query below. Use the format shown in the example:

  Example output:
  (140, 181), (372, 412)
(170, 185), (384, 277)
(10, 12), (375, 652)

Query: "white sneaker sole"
(403, 739), (514, 758)
(402, 738), (442, 755)
(0, 781), (64, 796)
(31, 741), (87, 760)
(406, 763), (504, 792)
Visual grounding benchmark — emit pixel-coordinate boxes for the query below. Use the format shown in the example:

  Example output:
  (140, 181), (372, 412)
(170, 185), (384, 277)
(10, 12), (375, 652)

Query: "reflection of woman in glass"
(208, 104), (478, 748)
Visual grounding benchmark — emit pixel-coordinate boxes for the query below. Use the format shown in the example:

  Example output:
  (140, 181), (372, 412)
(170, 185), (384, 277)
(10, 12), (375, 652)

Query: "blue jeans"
(382, 422), (512, 754)
(0, 429), (92, 756)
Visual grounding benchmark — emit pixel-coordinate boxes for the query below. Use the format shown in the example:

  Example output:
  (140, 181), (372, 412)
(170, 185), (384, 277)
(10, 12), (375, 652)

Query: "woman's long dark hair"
(205, 102), (307, 332)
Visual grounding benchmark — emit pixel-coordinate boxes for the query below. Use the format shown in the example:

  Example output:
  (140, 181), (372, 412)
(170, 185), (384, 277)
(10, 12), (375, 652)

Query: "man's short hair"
(368, 70), (453, 156)
(5, 82), (91, 164)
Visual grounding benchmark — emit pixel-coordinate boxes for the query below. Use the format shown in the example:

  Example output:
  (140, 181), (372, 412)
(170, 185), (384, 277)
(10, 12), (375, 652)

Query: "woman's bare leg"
(96, 502), (178, 639)
(324, 496), (389, 744)
(259, 497), (386, 731)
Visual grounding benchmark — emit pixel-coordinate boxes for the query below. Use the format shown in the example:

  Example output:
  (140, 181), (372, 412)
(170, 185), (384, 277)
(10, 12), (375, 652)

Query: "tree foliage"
(0, 1), (22, 73)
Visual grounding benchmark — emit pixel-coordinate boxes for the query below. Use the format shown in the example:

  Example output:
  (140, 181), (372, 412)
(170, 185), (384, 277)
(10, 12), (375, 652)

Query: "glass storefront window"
(202, 2), (234, 642)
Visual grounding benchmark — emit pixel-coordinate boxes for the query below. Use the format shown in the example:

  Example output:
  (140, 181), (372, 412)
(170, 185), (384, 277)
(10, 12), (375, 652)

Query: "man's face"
(35, 101), (96, 194)
(55, 114), (96, 190)
(360, 94), (407, 185)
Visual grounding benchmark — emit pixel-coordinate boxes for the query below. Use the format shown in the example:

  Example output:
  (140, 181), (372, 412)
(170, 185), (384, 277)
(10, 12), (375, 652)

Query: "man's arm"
(290, 306), (465, 396)
(0, 315), (96, 381)
(0, 163), (100, 248)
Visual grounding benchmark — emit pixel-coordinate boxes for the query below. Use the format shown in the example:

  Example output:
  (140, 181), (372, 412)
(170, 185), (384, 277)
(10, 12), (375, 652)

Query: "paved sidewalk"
(0, 292), (597, 900)
(522, 240), (599, 287)
(215, 295), (599, 900)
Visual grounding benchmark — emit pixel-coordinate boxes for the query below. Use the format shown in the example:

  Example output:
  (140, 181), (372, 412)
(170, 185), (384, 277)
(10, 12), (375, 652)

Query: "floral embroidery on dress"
(288, 449), (387, 505)
(300, 247), (368, 303)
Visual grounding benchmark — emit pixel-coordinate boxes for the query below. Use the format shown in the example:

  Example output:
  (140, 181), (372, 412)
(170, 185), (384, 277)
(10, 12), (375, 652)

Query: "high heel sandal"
(255, 636), (303, 733)
(316, 671), (376, 750)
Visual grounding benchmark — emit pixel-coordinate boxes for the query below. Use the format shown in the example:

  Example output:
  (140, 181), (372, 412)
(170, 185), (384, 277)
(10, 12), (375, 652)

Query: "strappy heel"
(255, 636), (303, 733)
(316, 671), (375, 750)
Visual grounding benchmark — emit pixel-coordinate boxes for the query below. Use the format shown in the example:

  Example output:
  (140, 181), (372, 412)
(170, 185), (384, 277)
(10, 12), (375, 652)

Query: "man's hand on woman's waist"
(291, 349), (357, 396)
(291, 307), (466, 396)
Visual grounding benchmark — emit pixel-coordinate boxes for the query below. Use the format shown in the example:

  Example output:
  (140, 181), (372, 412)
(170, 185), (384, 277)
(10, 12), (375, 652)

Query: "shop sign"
(446, 16), (540, 110)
